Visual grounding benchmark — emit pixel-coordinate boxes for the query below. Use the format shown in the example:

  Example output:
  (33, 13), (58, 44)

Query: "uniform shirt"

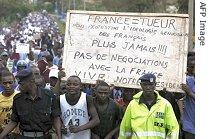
(92, 98), (122, 139)
(0, 91), (19, 128)
(11, 87), (60, 132)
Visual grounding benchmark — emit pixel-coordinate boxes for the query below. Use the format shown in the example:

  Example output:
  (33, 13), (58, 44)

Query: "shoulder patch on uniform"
(13, 93), (23, 100)
(42, 88), (55, 97)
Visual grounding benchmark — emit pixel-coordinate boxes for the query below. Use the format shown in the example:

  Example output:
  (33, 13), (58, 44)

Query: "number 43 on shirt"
(69, 119), (80, 126)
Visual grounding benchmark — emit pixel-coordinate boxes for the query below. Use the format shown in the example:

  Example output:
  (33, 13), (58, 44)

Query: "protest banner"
(63, 11), (189, 92)
(16, 43), (30, 54)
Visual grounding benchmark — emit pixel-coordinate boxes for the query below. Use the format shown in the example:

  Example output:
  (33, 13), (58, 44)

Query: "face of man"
(1, 75), (14, 93)
(140, 82), (156, 97)
(188, 59), (195, 76)
(123, 88), (135, 102)
(66, 76), (81, 95)
(0, 55), (9, 66)
(32, 68), (44, 85)
(96, 85), (110, 103)
(50, 77), (58, 87)
(18, 76), (35, 93)
(17, 65), (27, 72)
(60, 80), (67, 94)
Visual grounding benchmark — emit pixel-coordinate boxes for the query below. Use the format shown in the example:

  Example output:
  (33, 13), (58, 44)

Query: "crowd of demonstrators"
(0, 10), (64, 81)
(0, 10), (195, 139)
(0, 55), (195, 139)
(0, 69), (62, 139)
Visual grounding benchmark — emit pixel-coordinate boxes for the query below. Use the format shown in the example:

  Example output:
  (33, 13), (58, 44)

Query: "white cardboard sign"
(16, 43), (30, 54)
(63, 11), (189, 92)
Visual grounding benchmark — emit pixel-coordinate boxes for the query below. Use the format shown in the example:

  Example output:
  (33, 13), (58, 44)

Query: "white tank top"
(60, 92), (91, 139)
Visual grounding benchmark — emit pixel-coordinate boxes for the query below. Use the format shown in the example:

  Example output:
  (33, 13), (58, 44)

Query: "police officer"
(0, 69), (61, 139)
(119, 73), (179, 139)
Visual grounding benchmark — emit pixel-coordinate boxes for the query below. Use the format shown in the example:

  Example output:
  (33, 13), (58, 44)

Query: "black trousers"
(15, 134), (52, 139)
(183, 131), (195, 139)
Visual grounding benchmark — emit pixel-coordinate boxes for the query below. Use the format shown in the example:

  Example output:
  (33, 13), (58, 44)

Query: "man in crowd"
(0, 69), (61, 139)
(92, 81), (122, 139)
(119, 73), (179, 139)
(58, 75), (100, 139)
(181, 55), (195, 139)
(0, 71), (19, 138)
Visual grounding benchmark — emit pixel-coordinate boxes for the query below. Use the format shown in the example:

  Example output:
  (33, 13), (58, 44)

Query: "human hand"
(58, 70), (66, 80)
(104, 134), (113, 139)
(69, 125), (81, 133)
(181, 83), (195, 99)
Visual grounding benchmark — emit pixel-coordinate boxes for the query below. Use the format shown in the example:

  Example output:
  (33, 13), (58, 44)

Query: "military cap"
(139, 73), (156, 83)
(16, 68), (33, 81)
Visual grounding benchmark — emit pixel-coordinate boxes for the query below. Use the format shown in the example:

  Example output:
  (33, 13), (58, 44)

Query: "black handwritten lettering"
(123, 42), (156, 52)
(74, 71), (106, 80)
(157, 45), (167, 55)
(91, 39), (116, 48)
(114, 76), (141, 85)
(88, 63), (111, 71)
(129, 68), (163, 78)
(99, 32), (110, 37)
(161, 31), (188, 37)
(110, 54), (168, 68)
(156, 81), (181, 89)
(87, 15), (176, 30)
(74, 51), (92, 59)
(114, 33), (146, 41)
(96, 53), (108, 60)
(116, 66), (126, 73)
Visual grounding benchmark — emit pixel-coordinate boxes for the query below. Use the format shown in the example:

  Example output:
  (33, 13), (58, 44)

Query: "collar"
(24, 87), (42, 100)
(139, 92), (157, 105)
(133, 90), (161, 103)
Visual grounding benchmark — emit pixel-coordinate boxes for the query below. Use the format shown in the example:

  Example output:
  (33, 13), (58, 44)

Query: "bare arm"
(0, 121), (17, 139)
(181, 83), (195, 99)
(53, 117), (62, 139)
(104, 125), (120, 139)
(52, 70), (65, 95)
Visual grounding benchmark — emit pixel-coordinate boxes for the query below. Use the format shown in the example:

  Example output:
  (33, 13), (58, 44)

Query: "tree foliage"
(0, 0), (54, 27)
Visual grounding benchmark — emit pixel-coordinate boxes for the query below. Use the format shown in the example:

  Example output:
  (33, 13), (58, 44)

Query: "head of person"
(66, 75), (82, 95)
(187, 55), (195, 76)
(122, 87), (136, 103)
(60, 80), (67, 95)
(49, 69), (59, 87)
(95, 81), (110, 103)
(139, 73), (156, 96)
(45, 54), (53, 64)
(16, 69), (36, 93)
(1, 70), (15, 95)
(58, 58), (63, 70)
(31, 66), (44, 86)
(57, 48), (62, 57)
(0, 51), (9, 66)
(41, 44), (47, 51)
(16, 60), (28, 72)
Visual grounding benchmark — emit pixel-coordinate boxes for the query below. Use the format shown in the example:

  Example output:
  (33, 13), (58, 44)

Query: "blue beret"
(139, 73), (156, 83)
(16, 69), (32, 81)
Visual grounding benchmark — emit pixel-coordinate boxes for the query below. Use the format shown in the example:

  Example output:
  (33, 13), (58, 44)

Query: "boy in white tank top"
(59, 75), (100, 139)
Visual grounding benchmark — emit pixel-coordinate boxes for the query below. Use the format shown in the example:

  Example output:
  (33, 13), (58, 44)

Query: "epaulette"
(13, 93), (23, 100)
(41, 88), (55, 98)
